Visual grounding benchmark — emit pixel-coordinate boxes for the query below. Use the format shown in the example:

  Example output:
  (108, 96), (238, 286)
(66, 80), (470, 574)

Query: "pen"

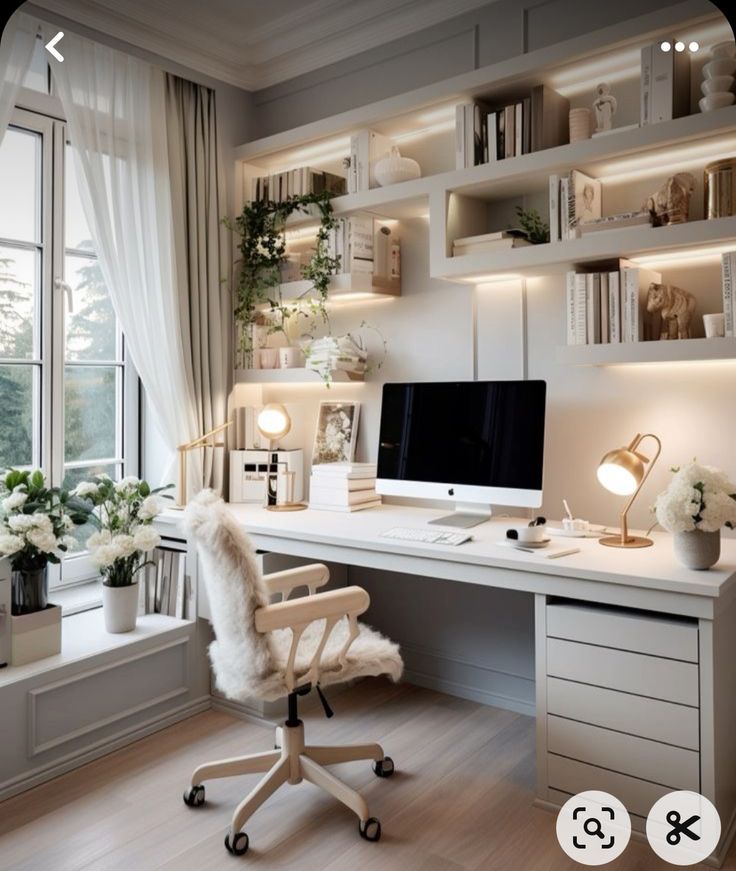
(562, 498), (573, 520)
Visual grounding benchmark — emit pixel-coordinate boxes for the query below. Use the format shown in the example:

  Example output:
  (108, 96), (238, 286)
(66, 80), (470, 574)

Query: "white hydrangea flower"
(112, 534), (137, 558)
(133, 525), (160, 552)
(138, 495), (163, 520)
(115, 476), (140, 493)
(73, 481), (100, 498)
(8, 514), (38, 533)
(26, 528), (60, 553)
(86, 529), (111, 549)
(0, 533), (24, 555)
(657, 462), (736, 533)
(90, 544), (120, 568)
(2, 491), (28, 512)
(700, 491), (736, 532)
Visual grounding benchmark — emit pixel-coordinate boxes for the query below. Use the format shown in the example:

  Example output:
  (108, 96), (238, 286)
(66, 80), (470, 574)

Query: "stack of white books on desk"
(309, 463), (381, 512)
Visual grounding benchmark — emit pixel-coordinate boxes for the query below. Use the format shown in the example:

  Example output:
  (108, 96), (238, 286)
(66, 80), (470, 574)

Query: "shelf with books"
(433, 216), (736, 282)
(276, 272), (401, 302)
(234, 368), (365, 384)
(556, 337), (736, 367)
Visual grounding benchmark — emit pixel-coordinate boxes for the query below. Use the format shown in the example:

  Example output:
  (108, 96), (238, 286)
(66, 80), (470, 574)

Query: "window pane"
(65, 255), (117, 361)
(63, 462), (120, 491)
(65, 147), (93, 251)
(0, 246), (37, 359)
(64, 365), (119, 462)
(0, 128), (40, 243)
(0, 364), (35, 470)
(22, 38), (50, 95)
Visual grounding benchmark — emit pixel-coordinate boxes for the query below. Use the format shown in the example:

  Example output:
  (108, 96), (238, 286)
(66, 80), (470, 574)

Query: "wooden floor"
(0, 681), (734, 871)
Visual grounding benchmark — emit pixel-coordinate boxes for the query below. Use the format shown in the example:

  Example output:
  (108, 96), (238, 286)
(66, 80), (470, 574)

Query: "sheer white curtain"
(0, 12), (36, 144)
(50, 31), (201, 495)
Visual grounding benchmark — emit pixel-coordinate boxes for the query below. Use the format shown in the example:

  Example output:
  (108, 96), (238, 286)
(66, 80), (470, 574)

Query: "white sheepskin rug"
(184, 490), (403, 702)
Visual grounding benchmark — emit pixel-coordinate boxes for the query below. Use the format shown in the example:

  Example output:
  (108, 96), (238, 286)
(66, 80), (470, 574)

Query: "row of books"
(309, 463), (381, 512)
(565, 262), (661, 345)
(138, 548), (192, 619)
(640, 41), (690, 126)
(455, 85), (569, 169)
(549, 169), (602, 241)
(251, 166), (346, 203)
(722, 252), (736, 337)
(347, 129), (393, 193)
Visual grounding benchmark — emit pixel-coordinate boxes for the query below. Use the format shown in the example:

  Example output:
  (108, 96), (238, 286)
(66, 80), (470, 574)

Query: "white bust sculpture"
(593, 82), (617, 133)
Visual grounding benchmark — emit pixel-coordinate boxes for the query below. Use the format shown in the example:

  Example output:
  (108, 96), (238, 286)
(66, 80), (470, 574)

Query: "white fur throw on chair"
(184, 490), (403, 702)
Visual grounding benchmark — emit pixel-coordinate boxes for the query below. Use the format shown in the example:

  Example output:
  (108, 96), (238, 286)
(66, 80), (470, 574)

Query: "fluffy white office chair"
(182, 490), (403, 856)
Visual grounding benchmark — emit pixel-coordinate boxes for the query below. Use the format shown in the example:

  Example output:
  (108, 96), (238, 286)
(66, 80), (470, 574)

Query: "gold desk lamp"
(257, 403), (307, 512)
(176, 421), (232, 508)
(596, 432), (662, 548)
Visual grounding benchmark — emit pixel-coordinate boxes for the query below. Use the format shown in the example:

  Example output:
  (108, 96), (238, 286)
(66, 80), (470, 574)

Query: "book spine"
(465, 103), (475, 167)
(549, 174), (560, 242)
(514, 102), (523, 156)
(586, 274), (601, 345)
(504, 105), (514, 159)
(565, 271), (576, 345)
(487, 112), (497, 163)
(522, 97), (531, 154)
(641, 44), (653, 125)
(609, 271), (621, 343)
(455, 104), (465, 170)
(651, 42), (673, 123)
(599, 272), (609, 344)
(622, 268), (639, 342)
(573, 273), (587, 344)
(560, 176), (570, 239)
(723, 252), (735, 336)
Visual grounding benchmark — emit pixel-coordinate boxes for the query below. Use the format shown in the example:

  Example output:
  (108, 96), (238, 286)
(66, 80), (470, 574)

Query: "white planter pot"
(102, 582), (139, 633)
(673, 529), (721, 570)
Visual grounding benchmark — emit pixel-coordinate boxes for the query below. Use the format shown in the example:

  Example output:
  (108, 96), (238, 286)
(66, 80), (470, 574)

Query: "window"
(0, 104), (139, 586)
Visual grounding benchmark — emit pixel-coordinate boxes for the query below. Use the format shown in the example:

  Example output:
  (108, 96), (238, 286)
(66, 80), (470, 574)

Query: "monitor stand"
(428, 503), (491, 529)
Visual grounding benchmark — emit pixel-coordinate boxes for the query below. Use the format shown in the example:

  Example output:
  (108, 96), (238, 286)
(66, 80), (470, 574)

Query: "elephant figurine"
(646, 283), (696, 340)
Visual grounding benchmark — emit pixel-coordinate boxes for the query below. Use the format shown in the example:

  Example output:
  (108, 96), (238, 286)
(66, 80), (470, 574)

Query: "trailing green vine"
(224, 191), (340, 366)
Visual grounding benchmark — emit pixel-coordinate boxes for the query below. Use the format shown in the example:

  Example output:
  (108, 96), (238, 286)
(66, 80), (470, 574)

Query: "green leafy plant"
(514, 206), (550, 244)
(224, 192), (340, 366)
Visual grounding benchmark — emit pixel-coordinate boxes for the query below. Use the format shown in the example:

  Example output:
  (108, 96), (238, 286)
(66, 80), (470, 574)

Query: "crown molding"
(31, 0), (498, 91)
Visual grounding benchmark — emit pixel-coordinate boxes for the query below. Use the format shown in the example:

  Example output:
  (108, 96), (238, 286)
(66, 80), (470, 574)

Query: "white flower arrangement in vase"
(655, 462), (736, 569)
(75, 475), (172, 631)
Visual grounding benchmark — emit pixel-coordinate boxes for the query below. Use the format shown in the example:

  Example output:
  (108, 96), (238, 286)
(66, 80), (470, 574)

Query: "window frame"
(3, 95), (141, 588)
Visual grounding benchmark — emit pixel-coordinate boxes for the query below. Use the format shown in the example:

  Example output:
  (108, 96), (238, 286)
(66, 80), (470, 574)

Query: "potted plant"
(76, 475), (170, 632)
(655, 462), (736, 569)
(0, 469), (89, 615)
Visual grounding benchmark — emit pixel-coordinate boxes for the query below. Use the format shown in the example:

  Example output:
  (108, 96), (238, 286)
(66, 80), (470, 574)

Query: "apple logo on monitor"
(448, 488), (454, 495)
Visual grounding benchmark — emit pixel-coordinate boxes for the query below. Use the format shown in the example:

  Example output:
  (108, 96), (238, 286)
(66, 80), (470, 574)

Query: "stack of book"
(325, 215), (375, 273)
(576, 211), (651, 235)
(305, 335), (368, 379)
(722, 252), (736, 336)
(251, 166), (346, 202)
(452, 230), (531, 257)
(549, 169), (602, 241)
(455, 85), (569, 169)
(309, 463), (381, 512)
(565, 261), (662, 345)
(347, 129), (393, 193)
(641, 41), (690, 125)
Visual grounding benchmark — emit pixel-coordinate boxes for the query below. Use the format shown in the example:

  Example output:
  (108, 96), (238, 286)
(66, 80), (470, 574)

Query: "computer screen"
(376, 380), (546, 505)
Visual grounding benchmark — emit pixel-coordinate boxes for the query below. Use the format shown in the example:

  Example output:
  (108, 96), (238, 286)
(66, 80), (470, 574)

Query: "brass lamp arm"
(619, 433), (662, 543)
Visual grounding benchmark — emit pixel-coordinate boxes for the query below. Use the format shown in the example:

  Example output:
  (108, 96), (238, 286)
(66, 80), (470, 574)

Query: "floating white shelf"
(556, 337), (736, 367)
(276, 272), (400, 300)
(436, 216), (736, 282)
(234, 368), (365, 384)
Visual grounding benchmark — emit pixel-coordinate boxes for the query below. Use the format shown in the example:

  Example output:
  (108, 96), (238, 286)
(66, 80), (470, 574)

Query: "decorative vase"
(673, 529), (721, 570)
(102, 582), (139, 633)
(373, 147), (421, 187)
(11, 566), (48, 615)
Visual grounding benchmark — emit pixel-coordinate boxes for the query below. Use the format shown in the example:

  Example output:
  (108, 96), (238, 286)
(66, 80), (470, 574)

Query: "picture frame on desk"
(313, 401), (361, 465)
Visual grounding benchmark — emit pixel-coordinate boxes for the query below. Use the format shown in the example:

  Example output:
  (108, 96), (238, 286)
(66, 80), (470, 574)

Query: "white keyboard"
(380, 527), (472, 546)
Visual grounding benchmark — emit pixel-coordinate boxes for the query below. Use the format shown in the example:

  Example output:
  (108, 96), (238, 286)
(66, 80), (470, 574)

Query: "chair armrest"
(262, 563), (330, 601)
(255, 586), (369, 633)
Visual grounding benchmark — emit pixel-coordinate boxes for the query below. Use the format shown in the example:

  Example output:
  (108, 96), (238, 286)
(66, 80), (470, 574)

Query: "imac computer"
(376, 380), (546, 528)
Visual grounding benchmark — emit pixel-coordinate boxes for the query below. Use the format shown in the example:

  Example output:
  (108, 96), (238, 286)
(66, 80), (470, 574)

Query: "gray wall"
(250, 0), (679, 137)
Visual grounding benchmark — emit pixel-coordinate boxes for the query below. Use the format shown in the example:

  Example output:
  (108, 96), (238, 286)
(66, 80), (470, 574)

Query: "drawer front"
(547, 638), (699, 706)
(547, 715), (699, 791)
(547, 754), (671, 818)
(547, 677), (699, 750)
(547, 603), (698, 663)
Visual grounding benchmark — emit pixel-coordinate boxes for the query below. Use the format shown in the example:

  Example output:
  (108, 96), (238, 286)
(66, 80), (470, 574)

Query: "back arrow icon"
(45, 32), (64, 62)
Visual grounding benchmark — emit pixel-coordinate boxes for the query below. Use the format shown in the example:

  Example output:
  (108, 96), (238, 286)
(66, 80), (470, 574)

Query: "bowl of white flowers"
(75, 475), (171, 632)
(655, 462), (736, 569)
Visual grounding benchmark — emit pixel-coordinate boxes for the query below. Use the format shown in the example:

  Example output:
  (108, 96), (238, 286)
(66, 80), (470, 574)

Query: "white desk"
(160, 504), (736, 866)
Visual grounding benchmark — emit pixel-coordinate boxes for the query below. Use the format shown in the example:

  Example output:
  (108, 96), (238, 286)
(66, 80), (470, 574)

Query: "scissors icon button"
(666, 810), (701, 846)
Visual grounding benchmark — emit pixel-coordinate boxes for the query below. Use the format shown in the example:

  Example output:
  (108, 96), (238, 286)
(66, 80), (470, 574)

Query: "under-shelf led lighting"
(465, 273), (524, 284)
(262, 136), (351, 172)
(394, 119), (455, 144)
(548, 48), (640, 97)
(598, 137), (736, 185)
(629, 244), (734, 267)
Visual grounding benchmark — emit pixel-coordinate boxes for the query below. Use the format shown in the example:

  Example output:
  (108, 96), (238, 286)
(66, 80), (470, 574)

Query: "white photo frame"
(312, 401), (361, 464)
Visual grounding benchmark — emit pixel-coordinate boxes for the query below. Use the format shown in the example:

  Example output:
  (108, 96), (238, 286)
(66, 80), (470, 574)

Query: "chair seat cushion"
(210, 617), (403, 703)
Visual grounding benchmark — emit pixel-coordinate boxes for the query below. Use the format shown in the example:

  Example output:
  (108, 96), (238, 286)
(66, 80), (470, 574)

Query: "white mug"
(703, 312), (726, 338)
(506, 524), (547, 543)
(563, 517), (590, 533)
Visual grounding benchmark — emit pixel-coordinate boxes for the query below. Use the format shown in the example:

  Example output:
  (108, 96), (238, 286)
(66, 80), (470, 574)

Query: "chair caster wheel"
(183, 784), (205, 807)
(225, 831), (249, 856)
(373, 756), (394, 778)
(359, 817), (381, 842)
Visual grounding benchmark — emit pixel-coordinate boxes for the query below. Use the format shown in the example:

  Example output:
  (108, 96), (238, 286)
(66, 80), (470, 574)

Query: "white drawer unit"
(538, 598), (703, 828)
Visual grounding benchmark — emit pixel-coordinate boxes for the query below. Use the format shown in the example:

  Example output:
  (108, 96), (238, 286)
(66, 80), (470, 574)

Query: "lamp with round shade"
(257, 403), (291, 448)
(597, 433), (662, 548)
(256, 404), (307, 512)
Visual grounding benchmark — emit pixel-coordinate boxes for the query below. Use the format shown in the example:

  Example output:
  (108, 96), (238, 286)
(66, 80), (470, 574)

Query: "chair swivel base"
(183, 718), (393, 855)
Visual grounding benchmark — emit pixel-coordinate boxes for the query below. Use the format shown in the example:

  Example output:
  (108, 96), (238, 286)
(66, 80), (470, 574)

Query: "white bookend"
(455, 104), (466, 169)
(565, 271), (576, 345)
(549, 174), (560, 242)
(599, 272), (610, 344)
(573, 273), (587, 344)
(723, 252), (735, 336)
(608, 271), (621, 343)
(586, 273), (601, 345)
